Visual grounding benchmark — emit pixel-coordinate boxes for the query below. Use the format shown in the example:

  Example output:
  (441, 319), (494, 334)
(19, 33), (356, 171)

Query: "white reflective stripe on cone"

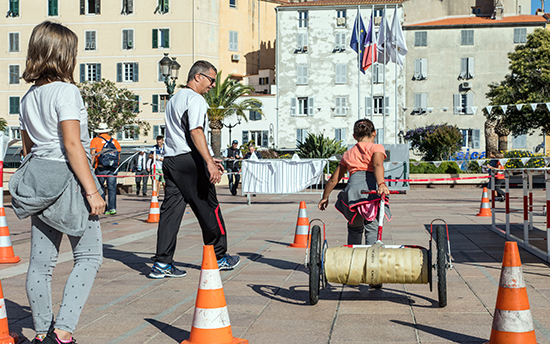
(0, 298), (6, 319)
(0, 236), (12, 248)
(298, 209), (307, 217)
(295, 225), (309, 235)
(0, 217), (6, 227)
(151, 197), (158, 202)
(192, 307), (231, 329)
(149, 208), (160, 214)
(493, 309), (534, 332)
(199, 269), (223, 290)
(481, 203), (490, 209)
(500, 266), (525, 288)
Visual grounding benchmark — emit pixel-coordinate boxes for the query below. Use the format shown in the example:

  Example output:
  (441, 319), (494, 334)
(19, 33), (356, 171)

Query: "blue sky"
(532, 0), (543, 13)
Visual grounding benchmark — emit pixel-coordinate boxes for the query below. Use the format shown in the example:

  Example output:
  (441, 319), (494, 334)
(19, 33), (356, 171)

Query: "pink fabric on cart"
(351, 199), (381, 221)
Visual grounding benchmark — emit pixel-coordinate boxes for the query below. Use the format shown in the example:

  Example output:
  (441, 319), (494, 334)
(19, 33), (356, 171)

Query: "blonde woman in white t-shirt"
(18, 21), (104, 344)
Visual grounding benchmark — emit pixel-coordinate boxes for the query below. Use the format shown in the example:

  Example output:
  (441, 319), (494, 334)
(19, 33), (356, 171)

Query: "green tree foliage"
(409, 161), (462, 174)
(297, 132), (347, 173)
(78, 79), (149, 135)
(0, 118), (7, 133)
(486, 28), (550, 135)
(202, 73), (263, 158)
(405, 124), (463, 161)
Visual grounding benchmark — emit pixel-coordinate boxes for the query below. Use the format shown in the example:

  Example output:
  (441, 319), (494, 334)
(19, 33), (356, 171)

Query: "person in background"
(487, 151), (506, 202)
(244, 143), (262, 160)
(224, 139), (242, 196)
(130, 149), (148, 196)
(16, 21), (104, 344)
(90, 122), (121, 215)
(150, 135), (165, 193)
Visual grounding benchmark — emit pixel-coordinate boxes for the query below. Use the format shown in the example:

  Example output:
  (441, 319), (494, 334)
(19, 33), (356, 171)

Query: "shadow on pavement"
(145, 318), (190, 343)
(5, 298), (33, 343)
(263, 240), (291, 247)
(391, 320), (487, 343)
(238, 252), (305, 271)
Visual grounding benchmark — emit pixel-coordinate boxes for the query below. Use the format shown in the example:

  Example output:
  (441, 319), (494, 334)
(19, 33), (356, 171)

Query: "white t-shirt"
(164, 88), (213, 157)
(20, 81), (90, 161)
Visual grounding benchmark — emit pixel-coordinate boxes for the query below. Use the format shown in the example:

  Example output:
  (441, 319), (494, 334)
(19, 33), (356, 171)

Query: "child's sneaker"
(148, 262), (187, 279)
(104, 209), (117, 215)
(41, 330), (77, 344)
(217, 254), (241, 270)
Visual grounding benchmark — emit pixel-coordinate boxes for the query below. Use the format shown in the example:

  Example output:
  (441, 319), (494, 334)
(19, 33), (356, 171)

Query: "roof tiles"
(279, 0), (404, 7)
(406, 15), (547, 27)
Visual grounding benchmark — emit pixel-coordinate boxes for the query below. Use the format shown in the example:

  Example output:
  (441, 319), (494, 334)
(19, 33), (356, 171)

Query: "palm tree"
(203, 73), (263, 157)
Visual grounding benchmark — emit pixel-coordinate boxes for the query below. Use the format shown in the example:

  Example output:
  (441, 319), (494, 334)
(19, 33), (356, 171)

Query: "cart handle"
(360, 190), (406, 194)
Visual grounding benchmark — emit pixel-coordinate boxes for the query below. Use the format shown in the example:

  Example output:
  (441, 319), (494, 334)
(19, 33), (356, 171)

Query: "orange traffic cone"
(182, 245), (248, 344)
(485, 241), (537, 344)
(0, 280), (15, 344)
(289, 201), (309, 248)
(0, 208), (19, 264)
(476, 187), (492, 217)
(145, 190), (160, 223)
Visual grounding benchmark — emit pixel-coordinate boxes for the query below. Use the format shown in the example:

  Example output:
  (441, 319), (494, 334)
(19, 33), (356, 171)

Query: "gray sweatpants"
(347, 207), (379, 245)
(26, 216), (103, 334)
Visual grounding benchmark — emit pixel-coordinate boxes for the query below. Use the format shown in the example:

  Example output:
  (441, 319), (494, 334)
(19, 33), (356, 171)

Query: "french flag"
(361, 12), (377, 71)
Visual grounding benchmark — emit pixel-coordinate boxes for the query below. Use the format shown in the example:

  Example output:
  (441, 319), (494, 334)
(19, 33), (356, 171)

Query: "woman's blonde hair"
(22, 21), (78, 84)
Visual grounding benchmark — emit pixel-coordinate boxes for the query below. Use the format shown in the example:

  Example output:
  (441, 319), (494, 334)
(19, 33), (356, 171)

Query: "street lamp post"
(223, 117), (241, 146)
(159, 53), (181, 98)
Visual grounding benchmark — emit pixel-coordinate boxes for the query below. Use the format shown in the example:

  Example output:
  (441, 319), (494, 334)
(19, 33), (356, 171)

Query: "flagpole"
(394, 4), (398, 144)
(370, 5), (374, 122)
(357, 5), (361, 120)
(382, 5), (386, 145)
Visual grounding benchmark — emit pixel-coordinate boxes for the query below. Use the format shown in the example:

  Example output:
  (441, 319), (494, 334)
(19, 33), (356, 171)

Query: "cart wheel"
(321, 239), (328, 290)
(436, 225), (448, 308)
(309, 225), (321, 305)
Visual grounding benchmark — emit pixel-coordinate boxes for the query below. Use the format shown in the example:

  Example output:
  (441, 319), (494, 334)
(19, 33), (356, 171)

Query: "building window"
(152, 29), (170, 49)
(453, 93), (474, 115)
(414, 93), (427, 114)
(80, 0), (101, 15)
(121, 125), (139, 140)
(259, 77), (269, 85)
(8, 32), (19, 53)
(413, 58), (427, 80)
(298, 11), (308, 28)
(335, 64), (347, 84)
(334, 32), (346, 52)
(459, 57), (474, 79)
(372, 63), (383, 83)
(117, 62), (139, 82)
(461, 30), (474, 45)
(248, 130), (269, 147)
(9, 126), (21, 140)
(336, 10), (346, 26)
(9, 96), (20, 115)
(9, 65), (19, 85)
(296, 129), (308, 145)
(297, 65), (308, 85)
(335, 97), (346, 116)
(155, 0), (169, 14)
(122, 29), (134, 50)
(295, 33), (308, 53)
(249, 102), (261, 121)
(514, 28), (527, 44)
(335, 128), (346, 143)
(461, 129), (480, 149)
(7, 0), (19, 17)
(79, 63), (101, 82)
(121, 0), (133, 15)
(512, 134), (527, 149)
(229, 31), (238, 51)
(290, 97), (314, 116)
(415, 31), (427, 46)
(48, 0), (58, 16)
(152, 94), (169, 112)
(374, 96), (383, 115)
(85, 31), (97, 51)
(229, 0), (236, 8)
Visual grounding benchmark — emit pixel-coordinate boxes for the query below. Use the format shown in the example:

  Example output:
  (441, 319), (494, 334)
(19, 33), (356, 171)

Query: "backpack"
(97, 136), (119, 168)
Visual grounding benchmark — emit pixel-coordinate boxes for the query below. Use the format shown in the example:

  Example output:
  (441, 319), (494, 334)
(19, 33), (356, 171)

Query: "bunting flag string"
(398, 101), (550, 115)
(409, 156), (549, 167)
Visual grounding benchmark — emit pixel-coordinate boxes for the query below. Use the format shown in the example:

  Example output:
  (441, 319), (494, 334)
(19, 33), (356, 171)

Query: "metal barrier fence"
(490, 168), (550, 262)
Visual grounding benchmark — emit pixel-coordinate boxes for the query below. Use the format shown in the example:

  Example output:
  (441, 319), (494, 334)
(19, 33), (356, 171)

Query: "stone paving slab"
(1, 187), (550, 343)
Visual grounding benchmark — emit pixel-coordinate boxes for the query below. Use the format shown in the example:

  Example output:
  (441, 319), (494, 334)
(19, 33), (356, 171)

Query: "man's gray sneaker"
(217, 254), (241, 270)
(148, 262), (187, 279)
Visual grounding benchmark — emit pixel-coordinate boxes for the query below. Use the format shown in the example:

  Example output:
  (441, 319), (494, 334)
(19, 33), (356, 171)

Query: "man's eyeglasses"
(200, 73), (216, 85)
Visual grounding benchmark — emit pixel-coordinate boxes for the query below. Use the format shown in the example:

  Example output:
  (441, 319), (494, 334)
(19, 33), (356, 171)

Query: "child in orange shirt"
(318, 119), (390, 246)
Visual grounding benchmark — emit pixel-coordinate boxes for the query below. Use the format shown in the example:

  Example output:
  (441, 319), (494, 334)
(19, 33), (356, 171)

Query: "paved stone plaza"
(2, 187), (550, 344)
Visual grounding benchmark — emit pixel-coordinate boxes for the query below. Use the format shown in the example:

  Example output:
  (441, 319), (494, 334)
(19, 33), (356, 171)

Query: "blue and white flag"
(350, 9), (367, 73)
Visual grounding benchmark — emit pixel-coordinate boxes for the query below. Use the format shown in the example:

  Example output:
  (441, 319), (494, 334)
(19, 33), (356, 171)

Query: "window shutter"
(303, 33), (308, 49)
(422, 32), (427, 46)
(308, 97), (314, 116)
(80, 64), (85, 83)
(373, 64), (379, 83)
(9, 97), (19, 114)
(134, 95), (139, 113)
(420, 59), (427, 79)
(453, 94), (461, 114)
(296, 129), (302, 145)
(335, 64), (341, 83)
(290, 97), (297, 116)
(133, 63), (139, 82)
(335, 97), (341, 115)
(163, 0), (169, 12)
(472, 129), (480, 149)
(414, 94), (421, 111)
(116, 131), (122, 141)
(96, 0), (101, 14)
(13, 0), (19, 15)
(91, 31), (96, 49)
(80, 0), (85, 14)
(163, 29), (170, 48)
(262, 130), (268, 147)
(421, 94), (427, 110)
(514, 28), (520, 43)
(384, 96), (390, 116)
(127, 0), (133, 13)
(340, 64), (346, 84)
(117, 63), (122, 82)
(242, 130), (249, 144)
(467, 57), (475, 78)
(14, 33), (19, 51)
(460, 58), (467, 79)
(96, 63), (101, 81)
(520, 28), (527, 43)
(414, 59), (420, 80)
(152, 95), (159, 112)
(415, 32), (421, 46)
(335, 129), (341, 141)
(153, 125), (159, 139)
(123, 30), (128, 49)
(465, 93), (474, 114)
(303, 65), (308, 84)
(152, 29), (158, 48)
(365, 96), (372, 117)
(296, 33), (302, 50)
